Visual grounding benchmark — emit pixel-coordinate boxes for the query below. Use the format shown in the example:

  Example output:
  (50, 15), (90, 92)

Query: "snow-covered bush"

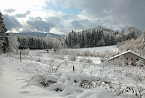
(78, 50), (96, 57)
(8, 34), (19, 52)
(21, 48), (30, 55)
(44, 34), (62, 49)
(48, 49), (55, 57)
(28, 72), (127, 98)
(35, 52), (43, 57)
(58, 49), (68, 55)
(79, 57), (88, 62)
(79, 57), (93, 65)
(90, 50), (97, 57)
(101, 58), (108, 68)
(53, 49), (68, 60)
(53, 54), (64, 60)
(118, 35), (144, 53)
(28, 72), (107, 91)
(48, 49), (65, 60)
(82, 50), (90, 56)
(68, 50), (77, 61)
(96, 50), (118, 58)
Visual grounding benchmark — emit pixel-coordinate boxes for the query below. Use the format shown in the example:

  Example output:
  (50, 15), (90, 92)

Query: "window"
(131, 58), (133, 65)
(136, 58), (139, 61)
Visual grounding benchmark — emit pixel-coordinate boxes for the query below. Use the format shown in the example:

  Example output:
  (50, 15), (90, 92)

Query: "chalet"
(108, 50), (145, 66)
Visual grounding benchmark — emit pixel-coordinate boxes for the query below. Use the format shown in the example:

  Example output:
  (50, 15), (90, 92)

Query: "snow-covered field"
(0, 45), (145, 98)
(71, 45), (118, 52)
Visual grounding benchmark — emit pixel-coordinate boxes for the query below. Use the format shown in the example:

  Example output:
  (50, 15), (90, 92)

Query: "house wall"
(108, 52), (145, 66)
(122, 52), (145, 66)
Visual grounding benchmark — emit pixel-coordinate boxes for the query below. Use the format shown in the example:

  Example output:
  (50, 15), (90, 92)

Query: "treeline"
(16, 28), (139, 50)
(65, 29), (137, 48)
(18, 36), (47, 49)
(17, 34), (64, 49)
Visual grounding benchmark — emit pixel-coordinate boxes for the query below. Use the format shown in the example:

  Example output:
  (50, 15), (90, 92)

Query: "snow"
(71, 45), (118, 52)
(108, 50), (145, 61)
(0, 45), (145, 98)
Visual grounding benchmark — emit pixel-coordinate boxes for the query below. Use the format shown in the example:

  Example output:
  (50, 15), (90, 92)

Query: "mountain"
(8, 32), (61, 37)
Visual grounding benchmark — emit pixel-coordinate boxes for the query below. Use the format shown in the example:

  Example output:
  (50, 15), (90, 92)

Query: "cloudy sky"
(0, 0), (145, 34)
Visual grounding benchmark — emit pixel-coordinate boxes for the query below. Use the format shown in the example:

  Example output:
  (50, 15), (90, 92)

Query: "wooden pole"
(20, 51), (21, 62)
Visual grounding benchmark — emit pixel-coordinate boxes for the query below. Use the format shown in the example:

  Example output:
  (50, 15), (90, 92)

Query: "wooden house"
(108, 50), (145, 66)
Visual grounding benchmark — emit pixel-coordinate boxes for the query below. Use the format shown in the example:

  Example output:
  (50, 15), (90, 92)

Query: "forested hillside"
(14, 26), (142, 50)
(17, 34), (65, 49)
(64, 26), (140, 48)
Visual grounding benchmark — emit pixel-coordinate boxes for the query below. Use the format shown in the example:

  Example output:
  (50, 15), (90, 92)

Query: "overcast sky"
(0, 0), (145, 34)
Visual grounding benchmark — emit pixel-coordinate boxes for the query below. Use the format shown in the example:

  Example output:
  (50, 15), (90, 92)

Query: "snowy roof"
(108, 50), (145, 61)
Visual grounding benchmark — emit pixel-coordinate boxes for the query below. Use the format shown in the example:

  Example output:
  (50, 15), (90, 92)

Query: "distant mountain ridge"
(8, 32), (61, 37)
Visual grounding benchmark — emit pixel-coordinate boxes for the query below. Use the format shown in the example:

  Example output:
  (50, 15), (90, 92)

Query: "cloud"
(4, 9), (16, 13)
(71, 19), (85, 30)
(110, 0), (145, 31)
(2, 14), (22, 31)
(1, 0), (145, 34)
(15, 10), (31, 18)
(47, 17), (62, 26)
(27, 17), (52, 32)
(62, 0), (145, 31)
(26, 16), (63, 33)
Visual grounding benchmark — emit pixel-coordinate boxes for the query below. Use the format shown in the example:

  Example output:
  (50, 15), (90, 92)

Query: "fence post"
(20, 51), (21, 62)
(73, 66), (74, 72)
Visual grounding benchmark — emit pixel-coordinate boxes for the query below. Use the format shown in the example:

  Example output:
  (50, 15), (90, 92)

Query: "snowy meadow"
(0, 45), (145, 98)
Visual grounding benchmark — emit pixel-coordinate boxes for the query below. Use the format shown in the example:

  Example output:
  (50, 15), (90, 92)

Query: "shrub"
(82, 50), (90, 56)
(68, 50), (77, 61)
(58, 49), (68, 55)
(21, 48), (30, 55)
(35, 52), (43, 57)
(48, 49), (55, 57)
(95, 50), (118, 58)
(79, 57), (87, 62)
(79, 57), (93, 64)
(53, 54), (64, 60)
(86, 58), (93, 64)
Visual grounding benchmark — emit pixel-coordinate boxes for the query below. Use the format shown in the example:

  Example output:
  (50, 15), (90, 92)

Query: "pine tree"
(0, 12), (8, 53)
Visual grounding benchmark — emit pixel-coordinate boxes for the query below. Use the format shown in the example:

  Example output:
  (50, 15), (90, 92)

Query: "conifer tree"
(0, 12), (8, 53)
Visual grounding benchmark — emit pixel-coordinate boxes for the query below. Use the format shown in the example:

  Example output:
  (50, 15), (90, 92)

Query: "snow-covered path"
(0, 55), (27, 98)
(0, 54), (64, 98)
